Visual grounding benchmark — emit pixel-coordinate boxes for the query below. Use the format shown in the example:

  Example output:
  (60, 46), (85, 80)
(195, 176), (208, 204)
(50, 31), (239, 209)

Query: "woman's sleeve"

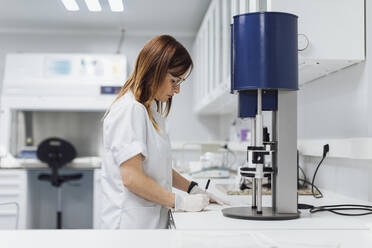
(105, 103), (148, 166)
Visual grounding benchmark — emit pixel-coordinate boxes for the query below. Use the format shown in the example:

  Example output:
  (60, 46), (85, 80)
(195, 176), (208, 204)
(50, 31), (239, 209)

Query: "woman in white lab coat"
(101, 35), (225, 229)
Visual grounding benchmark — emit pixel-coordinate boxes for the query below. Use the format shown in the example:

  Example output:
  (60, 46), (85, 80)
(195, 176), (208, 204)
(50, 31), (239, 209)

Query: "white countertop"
(173, 178), (372, 231)
(0, 157), (101, 170)
(169, 177), (372, 247)
(0, 229), (371, 248)
(173, 195), (372, 231)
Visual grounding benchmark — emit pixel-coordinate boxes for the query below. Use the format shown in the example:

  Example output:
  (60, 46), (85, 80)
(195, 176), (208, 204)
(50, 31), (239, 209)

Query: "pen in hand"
(205, 179), (211, 191)
(204, 178), (230, 206)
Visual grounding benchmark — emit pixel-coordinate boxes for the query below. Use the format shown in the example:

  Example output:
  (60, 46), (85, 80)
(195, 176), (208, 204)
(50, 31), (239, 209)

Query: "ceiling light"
(84, 0), (102, 12)
(108, 0), (124, 12)
(61, 0), (79, 11)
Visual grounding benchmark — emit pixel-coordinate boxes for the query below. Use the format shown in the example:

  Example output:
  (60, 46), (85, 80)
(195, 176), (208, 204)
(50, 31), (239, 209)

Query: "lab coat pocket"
(120, 206), (161, 229)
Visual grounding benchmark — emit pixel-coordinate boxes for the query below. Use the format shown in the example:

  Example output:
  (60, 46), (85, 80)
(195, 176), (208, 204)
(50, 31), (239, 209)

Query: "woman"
(101, 35), (225, 229)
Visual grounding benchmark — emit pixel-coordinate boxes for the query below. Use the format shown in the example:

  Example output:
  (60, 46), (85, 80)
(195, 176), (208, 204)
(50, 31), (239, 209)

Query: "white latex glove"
(190, 186), (230, 205)
(175, 194), (209, 212)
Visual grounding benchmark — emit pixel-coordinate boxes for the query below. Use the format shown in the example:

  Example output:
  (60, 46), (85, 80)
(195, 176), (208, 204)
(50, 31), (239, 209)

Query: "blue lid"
(231, 11), (299, 91)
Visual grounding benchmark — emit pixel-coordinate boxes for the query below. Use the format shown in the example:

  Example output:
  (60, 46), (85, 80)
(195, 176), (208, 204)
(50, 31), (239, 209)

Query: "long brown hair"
(105, 35), (193, 131)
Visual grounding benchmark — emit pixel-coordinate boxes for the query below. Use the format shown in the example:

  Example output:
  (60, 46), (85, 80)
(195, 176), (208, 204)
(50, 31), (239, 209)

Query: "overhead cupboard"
(192, 0), (365, 115)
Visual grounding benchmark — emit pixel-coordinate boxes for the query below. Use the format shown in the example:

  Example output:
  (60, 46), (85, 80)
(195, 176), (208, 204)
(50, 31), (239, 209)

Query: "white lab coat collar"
(150, 100), (158, 113)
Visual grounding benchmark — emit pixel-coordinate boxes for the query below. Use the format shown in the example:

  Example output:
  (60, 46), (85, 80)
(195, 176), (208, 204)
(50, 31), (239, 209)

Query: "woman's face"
(155, 70), (188, 102)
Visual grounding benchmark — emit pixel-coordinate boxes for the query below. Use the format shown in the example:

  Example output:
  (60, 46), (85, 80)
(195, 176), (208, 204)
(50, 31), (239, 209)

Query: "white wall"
(298, 62), (368, 139)
(300, 156), (372, 202)
(0, 31), (221, 142)
(298, 1), (372, 201)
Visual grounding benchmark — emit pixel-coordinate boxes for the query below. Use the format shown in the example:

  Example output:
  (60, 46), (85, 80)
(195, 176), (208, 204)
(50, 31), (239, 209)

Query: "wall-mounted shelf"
(298, 59), (363, 86)
(171, 141), (250, 152)
(173, 137), (372, 160)
(272, 0), (365, 86)
(193, 79), (237, 115)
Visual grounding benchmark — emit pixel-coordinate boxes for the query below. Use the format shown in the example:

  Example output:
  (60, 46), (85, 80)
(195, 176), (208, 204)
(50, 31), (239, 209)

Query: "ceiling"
(0, 0), (211, 36)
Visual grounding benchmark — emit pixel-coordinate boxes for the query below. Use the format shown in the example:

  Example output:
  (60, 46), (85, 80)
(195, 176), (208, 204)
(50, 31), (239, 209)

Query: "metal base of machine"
(222, 207), (300, 221)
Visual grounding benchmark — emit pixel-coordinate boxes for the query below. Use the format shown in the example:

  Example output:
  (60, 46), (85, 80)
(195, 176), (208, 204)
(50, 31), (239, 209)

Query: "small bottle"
(238, 118), (250, 142)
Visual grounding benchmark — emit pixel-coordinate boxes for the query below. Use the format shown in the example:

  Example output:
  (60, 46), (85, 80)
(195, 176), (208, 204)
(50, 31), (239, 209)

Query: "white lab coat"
(100, 90), (172, 229)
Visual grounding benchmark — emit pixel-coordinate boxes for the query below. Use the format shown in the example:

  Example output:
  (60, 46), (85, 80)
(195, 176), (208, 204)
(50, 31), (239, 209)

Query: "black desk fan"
(37, 137), (82, 229)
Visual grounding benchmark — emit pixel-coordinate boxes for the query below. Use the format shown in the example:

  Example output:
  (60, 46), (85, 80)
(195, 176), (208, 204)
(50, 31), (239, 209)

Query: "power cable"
(298, 178), (323, 198)
(311, 144), (329, 198)
(298, 144), (372, 217)
(298, 166), (307, 188)
(310, 204), (372, 216)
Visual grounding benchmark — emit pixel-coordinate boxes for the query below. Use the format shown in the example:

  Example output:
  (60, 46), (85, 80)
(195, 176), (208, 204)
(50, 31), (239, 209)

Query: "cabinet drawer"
(0, 215), (18, 229)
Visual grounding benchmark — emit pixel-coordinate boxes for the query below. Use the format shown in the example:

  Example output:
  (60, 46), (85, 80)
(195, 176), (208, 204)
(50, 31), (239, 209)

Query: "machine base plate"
(222, 207), (300, 220)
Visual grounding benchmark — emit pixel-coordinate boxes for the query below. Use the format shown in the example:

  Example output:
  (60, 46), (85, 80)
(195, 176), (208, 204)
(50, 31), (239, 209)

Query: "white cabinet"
(0, 170), (29, 229)
(269, 0), (365, 84)
(193, 0), (237, 115)
(192, 0), (365, 115)
(192, 0), (267, 115)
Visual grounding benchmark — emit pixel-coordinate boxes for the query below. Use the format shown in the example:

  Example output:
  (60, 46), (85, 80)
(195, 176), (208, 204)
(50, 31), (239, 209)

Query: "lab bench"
(0, 175), (372, 247)
(172, 177), (372, 246)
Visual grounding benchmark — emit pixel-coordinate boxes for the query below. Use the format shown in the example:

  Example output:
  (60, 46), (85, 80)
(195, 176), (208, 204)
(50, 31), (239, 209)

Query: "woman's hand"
(190, 186), (231, 205)
(175, 194), (209, 212)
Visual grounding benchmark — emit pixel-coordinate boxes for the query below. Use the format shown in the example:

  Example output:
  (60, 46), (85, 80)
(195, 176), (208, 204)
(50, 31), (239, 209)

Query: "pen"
(205, 179), (211, 191)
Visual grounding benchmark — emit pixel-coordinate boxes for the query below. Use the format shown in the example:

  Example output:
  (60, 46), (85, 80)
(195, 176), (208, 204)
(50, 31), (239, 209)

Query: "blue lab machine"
(222, 12), (300, 220)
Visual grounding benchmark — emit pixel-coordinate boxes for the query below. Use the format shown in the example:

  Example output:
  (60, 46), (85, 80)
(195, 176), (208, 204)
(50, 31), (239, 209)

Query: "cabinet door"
(221, 0), (231, 86)
(193, 0), (240, 114)
(269, 0), (364, 60)
(0, 170), (28, 229)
